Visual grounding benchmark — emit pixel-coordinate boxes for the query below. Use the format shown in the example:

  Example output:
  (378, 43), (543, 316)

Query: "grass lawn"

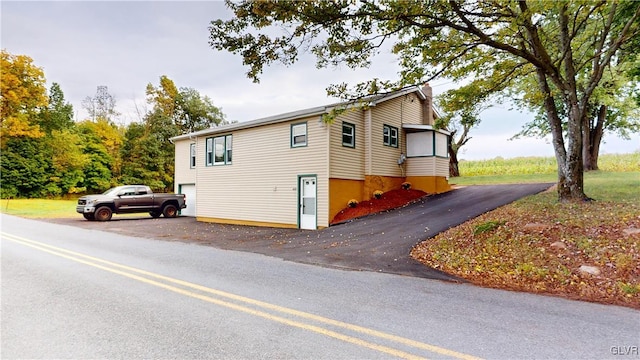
(0, 198), (141, 219)
(1, 198), (78, 218)
(412, 171), (640, 309)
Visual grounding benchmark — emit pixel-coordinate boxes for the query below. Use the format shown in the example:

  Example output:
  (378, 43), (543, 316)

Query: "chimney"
(422, 83), (433, 125)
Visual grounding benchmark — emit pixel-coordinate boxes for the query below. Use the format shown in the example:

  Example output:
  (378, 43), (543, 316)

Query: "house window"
(190, 143), (196, 168)
(342, 122), (355, 148)
(383, 125), (398, 147)
(214, 136), (225, 164)
(291, 122), (307, 147)
(225, 135), (232, 163)
(206, 135), (232, 166)
(206, 138), (214, 166)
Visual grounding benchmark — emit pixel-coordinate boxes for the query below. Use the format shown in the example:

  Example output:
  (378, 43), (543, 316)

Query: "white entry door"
(299, 176), (317, 230)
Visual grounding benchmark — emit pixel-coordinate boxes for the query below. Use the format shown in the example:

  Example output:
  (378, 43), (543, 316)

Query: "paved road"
(2, 214), (639, 359)
(0, 215), (640, 359)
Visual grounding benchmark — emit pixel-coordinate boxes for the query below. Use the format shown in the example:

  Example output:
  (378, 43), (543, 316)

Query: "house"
(171, 84), (451, 230)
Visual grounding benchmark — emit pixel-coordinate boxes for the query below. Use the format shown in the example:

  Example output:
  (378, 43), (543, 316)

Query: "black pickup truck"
(76, 185), (187, 221)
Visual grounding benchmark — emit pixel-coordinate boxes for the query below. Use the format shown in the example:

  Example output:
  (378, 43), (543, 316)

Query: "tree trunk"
(535, 69), (588, 202)
(583, 104), (605, 171)
(449, 145), (460, 177)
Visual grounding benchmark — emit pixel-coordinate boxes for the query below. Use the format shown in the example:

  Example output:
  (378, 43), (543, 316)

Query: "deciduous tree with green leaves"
(77, 118), (124, 193)
(0, 66), (87, 197)
(209, 0), (640, 202)
(121, 76), (227, 191)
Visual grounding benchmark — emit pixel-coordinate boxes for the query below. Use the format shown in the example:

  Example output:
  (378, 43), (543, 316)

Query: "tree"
(510, 34), (640, 171)
(0, 137), (51, 198)
(146, 75), (227, 133)
(435, 81), (497, 177)
(120, 121), (167, 191)
(0, 50), (47, 142)
(39, 83), (88, 195)
(82, 86), (119, 122)
(0, 56), (89, 197)
(77, 119), (124, 192)
(209, 1), (640, 202)
(437, 109), (479, 177)
(38, 83), (75, 133)
(513, 70), (640, 171)
(177, 87), (227, 133)
(46, 129), (89, 195)
(121, 76), (227, 191)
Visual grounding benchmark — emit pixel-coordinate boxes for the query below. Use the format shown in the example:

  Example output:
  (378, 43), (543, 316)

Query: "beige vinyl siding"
(174, 139), (196, 192)
(329, 109), (365, 180)
(195, 116), (329, 227)
(435, 157), (449, 177)
(398, 93), (424, 126)
(369, 98), (404, 177)
(406, 157), (437, 176)
(406, 157), (449, 178)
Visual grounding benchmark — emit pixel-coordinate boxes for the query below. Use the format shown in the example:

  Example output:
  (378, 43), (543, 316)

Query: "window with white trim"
(383, 125), (398, 147)
(190, 143), (196, 168)
(206, 138), (213, 165)
(342, 122), (355, 148)
(206, 135), (232, 166)
(225, 135), (232, 163)
(291, 122), (307, 147)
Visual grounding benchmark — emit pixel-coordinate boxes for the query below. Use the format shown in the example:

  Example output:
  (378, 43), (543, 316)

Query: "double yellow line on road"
(2, 232), (482, 360)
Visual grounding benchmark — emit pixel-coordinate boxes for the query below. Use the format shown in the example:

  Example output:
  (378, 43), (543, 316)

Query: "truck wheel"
(83, 213), (95, 221)
(150, 211), (161, 218)
(95, 206), (113, 221)
(162, 204), (178, 218)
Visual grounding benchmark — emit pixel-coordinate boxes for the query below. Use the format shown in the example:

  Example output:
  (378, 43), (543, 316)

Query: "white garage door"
(179, 184), (196, 217)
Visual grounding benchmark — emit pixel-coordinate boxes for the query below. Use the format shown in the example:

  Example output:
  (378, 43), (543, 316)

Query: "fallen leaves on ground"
(411, 192), (640, 309)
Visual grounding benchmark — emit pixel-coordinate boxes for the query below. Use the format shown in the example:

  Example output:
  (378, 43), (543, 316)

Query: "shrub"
(373, 190), (383, 199)
(401, 182), (411, 190)
(347, 199), (358, 208)
(473, 220), (506, 235)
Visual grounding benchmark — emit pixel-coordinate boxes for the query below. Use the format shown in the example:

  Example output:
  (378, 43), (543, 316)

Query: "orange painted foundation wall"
(363, 175), (405, 199)
(329, 175), (451, 223)
(405, 176), (452, 194)
(328, 178), (365, 222)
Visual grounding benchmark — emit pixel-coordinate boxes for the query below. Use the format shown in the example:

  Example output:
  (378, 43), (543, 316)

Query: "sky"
(2, 1), (638, 160)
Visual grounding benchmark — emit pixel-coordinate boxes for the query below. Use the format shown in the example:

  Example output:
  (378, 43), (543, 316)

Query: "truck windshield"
(102, 187), (125, 196)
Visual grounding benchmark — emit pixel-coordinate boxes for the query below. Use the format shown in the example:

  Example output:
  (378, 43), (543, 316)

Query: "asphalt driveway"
(48, 183), (553, 281)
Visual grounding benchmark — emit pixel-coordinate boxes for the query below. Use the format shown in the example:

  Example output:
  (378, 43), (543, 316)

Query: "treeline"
(1, 50), (226, 198)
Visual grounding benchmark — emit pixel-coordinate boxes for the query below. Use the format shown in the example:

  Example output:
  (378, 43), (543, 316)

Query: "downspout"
(399, 95), (406, 178)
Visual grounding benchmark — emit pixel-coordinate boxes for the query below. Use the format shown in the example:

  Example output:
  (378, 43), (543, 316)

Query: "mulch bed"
(331, 189), (428, 225)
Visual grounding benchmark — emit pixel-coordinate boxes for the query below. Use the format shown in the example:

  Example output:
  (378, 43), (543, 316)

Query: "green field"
(452, 153), (639, 191)
(457, 152), (639, 177)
